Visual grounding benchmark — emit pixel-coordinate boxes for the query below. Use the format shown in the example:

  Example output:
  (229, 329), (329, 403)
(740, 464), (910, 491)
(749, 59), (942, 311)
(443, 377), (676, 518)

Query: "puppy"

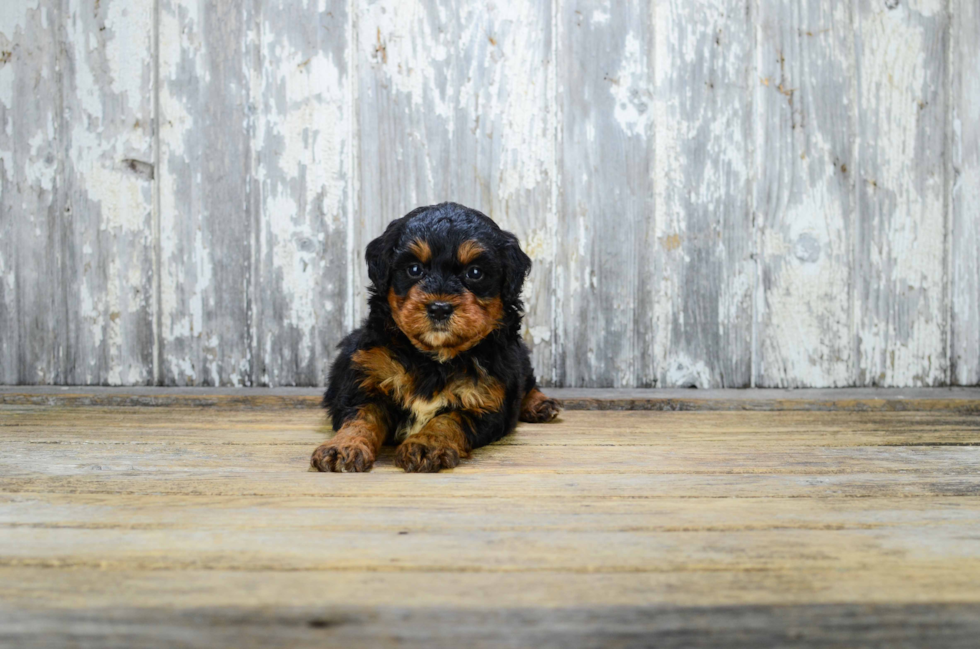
(311, 202), (561, 473)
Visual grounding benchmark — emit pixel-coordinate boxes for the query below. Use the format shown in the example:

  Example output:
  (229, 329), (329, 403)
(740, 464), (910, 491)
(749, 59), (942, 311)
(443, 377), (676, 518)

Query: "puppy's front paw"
(311, 438), (375, 472)
(395, 435), (462, 473)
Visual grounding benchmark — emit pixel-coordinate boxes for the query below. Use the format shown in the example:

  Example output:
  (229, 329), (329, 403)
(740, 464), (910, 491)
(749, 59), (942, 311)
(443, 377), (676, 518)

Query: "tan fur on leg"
(395, 412), (470, 473)
(311, 405), (388, 473)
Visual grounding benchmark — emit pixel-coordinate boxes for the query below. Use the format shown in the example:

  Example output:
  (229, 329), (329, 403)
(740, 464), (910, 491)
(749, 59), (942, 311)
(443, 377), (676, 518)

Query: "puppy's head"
(366, 203), (531, 361)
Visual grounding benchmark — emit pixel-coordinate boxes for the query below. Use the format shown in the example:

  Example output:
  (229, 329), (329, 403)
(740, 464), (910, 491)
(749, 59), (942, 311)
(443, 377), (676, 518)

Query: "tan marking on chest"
(396, 375), (505, 440)
(352, 349), (505, 441)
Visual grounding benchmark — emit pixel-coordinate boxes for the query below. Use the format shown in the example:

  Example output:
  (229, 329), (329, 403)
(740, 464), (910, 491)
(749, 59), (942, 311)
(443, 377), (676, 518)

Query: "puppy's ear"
(365, 219), (404, 293)
(500, 231), (532, 306)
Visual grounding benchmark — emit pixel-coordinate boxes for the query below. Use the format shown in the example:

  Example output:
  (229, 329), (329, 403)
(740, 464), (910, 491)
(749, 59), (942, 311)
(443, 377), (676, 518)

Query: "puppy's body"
(312, 203), (559, 473)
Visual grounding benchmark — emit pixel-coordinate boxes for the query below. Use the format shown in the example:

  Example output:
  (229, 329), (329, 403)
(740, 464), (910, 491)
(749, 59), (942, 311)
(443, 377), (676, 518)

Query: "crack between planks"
(943, 0), (955, 386)
(151, 0), (163, 387)
(345, 0), (359, 339)
(549, 0), (561, 387)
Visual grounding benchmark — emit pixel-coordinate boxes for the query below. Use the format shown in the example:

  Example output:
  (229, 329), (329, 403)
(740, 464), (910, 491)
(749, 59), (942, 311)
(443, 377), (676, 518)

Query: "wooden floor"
(2, 396), (980, 647)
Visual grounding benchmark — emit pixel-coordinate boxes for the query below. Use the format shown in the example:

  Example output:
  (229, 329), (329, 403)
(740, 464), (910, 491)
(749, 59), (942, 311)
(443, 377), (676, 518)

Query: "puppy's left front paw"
(395, 435), (462, 473)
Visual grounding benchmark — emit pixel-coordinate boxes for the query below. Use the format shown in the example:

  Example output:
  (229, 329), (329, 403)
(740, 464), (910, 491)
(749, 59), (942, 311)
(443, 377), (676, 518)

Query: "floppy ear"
(500, 232), (532, 307)
(365, 218), (404, 294)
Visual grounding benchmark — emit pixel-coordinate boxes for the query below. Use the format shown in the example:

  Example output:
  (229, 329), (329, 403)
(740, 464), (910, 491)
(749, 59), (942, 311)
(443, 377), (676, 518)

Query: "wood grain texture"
(0, 2), (67, 385)
(950, 0), (980, 386)
(3, 0), (980, 388)
(0, 1), (156, 386)
(754, 0), (856, 387)
(354, 0), (556, 382)
(2, 404), (980, 645)
(555, 0), (650, 387)
(646, 0), (753, 389)
(854, 0), (949, 387)
(3, 602), (980, 649)
(3, 385), (980, 411)
(66, 0), (157, 386)
(249, 0), (351, 386)
(157, 0), (253, 385)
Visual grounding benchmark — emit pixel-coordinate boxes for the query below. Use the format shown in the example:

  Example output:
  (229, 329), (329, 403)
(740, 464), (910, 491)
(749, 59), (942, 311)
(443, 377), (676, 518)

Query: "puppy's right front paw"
(310, 439), (375, 472)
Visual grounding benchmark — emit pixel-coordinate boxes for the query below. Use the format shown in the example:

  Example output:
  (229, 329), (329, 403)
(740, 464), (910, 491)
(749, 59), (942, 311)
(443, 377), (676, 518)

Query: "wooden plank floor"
(2, 400), (980, 647)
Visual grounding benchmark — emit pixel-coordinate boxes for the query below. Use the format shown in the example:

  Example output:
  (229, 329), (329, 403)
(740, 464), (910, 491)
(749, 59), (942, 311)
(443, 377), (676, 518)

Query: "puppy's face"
(366, 204), (530, 360)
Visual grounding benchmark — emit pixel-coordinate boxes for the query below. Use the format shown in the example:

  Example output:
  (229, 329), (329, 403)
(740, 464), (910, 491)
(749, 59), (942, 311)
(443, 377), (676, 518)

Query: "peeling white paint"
(359, 0), (450, 116)
(856, 2), (947, 386)
(753, 0), (856, 388)
(610, 33), (652, 138)
(3, 0), (977, 388)
(950, 0), (980, 384)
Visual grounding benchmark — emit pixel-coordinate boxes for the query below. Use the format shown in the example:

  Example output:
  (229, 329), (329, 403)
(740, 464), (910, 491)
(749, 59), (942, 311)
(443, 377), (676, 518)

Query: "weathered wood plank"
(6, 523), (980, 572)
(63, 0), (157, 385)
(950, 0), (980, 386)
(7, 493), (978, 532)
(354, 0), (555, 382)
(755, 0), (856, 387)
(5, 408), (980, 445)
(2, 568), (979, 610)
(7, 440), (980, 476)
(5, 471), (979, 499)
(555, 0), (650, 387)
(4, 386), (980, 410)
(854, 0), (949, 386)
(645, 0), (753, 388)
(3, 602), (980, 649)
(7, 426), (980, 476)
(0, 3), (69, 384)
(0, 1), (155, 386)
(249, 0), (350, 387)
(157, 0), (253, 385)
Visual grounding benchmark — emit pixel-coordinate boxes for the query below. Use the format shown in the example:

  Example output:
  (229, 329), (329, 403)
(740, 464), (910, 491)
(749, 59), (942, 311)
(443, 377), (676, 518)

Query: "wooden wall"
(0, 0), (977, 388)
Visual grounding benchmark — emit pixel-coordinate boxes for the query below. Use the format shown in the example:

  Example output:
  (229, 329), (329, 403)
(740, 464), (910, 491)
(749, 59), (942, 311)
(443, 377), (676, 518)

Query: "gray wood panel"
(0, 2), (67, 385)
(0, 1), (156, 385)
(248, 0), (351, 386)
(950, 0), (980, 386)
(854, 0), (949, 387)
(1, 0), (979, 388)
(4, 603), (980, 649)
(63, 0), (157, 385)
(645, 0), (753, 388)
(555, 0), (651, 388)
(754, 0), (856, 387)
(157, 0), (254, 386)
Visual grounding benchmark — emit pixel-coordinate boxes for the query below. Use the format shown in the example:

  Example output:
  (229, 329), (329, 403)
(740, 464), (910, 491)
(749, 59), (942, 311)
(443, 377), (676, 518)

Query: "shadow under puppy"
(312, 202), (560, 473)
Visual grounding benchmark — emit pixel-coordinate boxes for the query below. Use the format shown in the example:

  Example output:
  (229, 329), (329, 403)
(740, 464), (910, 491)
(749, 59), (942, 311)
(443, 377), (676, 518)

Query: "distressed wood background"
(0, 0), (977, 388)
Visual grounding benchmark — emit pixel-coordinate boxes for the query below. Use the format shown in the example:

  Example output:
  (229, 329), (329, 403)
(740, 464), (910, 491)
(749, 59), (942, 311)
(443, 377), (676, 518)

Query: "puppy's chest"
(351, 347), (504, 439)
(397, 369), (505, 440)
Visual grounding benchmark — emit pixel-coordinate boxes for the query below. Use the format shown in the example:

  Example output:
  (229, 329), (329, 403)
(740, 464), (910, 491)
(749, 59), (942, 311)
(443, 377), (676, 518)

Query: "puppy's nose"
(426, 301), (454, 322)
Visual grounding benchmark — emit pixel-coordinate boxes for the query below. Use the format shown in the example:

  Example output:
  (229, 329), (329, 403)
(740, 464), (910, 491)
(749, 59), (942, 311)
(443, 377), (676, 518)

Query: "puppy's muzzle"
(426, 301), (454, 323)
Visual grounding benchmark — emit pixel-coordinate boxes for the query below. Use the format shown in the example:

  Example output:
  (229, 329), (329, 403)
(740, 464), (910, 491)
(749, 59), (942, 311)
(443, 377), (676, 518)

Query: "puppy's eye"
(465, 266), (484, 281)
(407, 263), (425, 278)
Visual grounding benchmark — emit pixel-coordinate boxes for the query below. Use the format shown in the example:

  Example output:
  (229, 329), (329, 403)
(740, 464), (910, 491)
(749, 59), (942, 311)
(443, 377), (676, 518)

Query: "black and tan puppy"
(311, 202), (560, 473)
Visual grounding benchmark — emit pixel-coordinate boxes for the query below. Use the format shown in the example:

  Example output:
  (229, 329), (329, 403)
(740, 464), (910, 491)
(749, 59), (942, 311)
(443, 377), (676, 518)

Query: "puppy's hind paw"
(519, 389), (562, 423)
